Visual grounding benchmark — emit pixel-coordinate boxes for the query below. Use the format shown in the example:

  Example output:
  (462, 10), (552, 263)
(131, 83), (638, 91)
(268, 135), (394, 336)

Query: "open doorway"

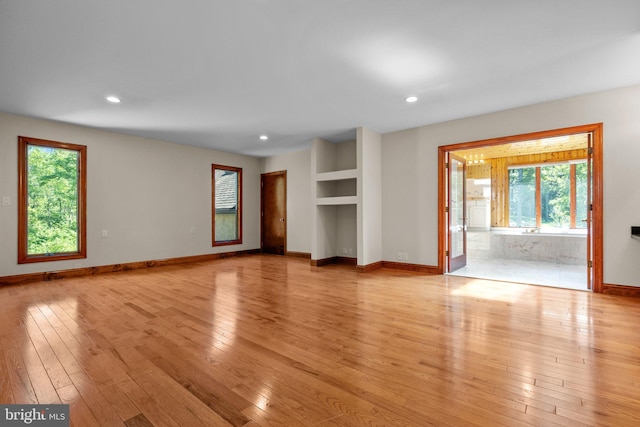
(438, 124), (603, 292)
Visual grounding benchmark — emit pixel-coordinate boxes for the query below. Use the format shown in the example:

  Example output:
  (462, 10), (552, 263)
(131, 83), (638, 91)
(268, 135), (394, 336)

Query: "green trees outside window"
(574, 162), (588, 229)
(540, 164), (571, 228)
(18, 137), (86, 263)
(509, 161), (587, 229)
(509, 167), (536, 227)
(27, 145), (79, 253)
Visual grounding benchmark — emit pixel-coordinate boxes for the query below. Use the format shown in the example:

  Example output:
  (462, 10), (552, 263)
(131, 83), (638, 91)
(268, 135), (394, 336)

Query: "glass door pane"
(448, 155), (467, 272)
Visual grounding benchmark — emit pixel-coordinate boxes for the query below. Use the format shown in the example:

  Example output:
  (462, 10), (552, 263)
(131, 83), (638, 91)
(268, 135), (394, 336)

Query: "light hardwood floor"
(1, 255), (639, 426)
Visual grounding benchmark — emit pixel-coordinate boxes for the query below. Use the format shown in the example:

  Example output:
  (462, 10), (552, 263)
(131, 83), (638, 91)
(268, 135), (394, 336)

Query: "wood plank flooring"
(1, 254), (640, 426)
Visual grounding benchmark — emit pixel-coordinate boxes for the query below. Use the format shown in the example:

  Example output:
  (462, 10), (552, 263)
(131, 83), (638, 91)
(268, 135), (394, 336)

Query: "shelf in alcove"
(315, 169), (357, 182)
(316, 196), (358, 206)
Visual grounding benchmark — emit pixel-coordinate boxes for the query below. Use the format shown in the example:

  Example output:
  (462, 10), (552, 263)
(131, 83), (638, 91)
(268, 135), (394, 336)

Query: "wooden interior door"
(448, 154), (467, 272)
(261, 171), (286, 255)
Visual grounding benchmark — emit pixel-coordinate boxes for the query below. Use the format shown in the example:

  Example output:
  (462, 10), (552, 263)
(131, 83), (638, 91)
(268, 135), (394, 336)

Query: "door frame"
(437, 123), (604, 293)
(260, 170), (287, 255)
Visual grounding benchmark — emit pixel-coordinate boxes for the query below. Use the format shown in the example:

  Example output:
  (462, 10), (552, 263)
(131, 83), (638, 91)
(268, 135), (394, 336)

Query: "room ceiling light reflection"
(347, 35), (442, 86)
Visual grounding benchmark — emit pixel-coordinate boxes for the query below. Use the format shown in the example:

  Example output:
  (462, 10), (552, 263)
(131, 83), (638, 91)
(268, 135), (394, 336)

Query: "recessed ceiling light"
(405, 96), (418, 103)
(105, 95), (121, 104)
(259, 135), (269, 141)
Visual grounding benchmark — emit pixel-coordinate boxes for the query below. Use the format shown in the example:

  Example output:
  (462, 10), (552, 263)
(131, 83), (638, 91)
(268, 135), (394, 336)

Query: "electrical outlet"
(101, 229), (108, 238)
(348, 248), (353, 255)
(397, 252), (403, 260)
(343, 247), (348, 254)
(190, 226), (195, 234)
(1, 196), (9, 206)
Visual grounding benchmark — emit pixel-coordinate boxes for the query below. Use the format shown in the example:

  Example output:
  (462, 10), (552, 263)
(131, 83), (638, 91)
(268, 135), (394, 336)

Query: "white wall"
(357, 127), (382, 266)
(381, 127), (437, 265)
(382, 83), (640, 287)
(0, 112), (261, 276)
(261, 148), (312, 253)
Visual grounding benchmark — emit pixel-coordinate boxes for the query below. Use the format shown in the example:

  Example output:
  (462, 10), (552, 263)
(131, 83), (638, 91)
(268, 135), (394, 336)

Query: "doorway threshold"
(447, 257), (589, 291)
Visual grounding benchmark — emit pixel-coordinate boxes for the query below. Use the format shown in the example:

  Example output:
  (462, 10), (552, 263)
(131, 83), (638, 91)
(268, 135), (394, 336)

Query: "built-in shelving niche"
(312, 138), (358, 263)
(316, 177), (357, 205)
(311, 128), (382, 268)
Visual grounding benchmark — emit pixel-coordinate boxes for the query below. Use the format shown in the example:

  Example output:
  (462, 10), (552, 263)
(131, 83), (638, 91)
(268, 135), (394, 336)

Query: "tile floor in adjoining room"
(447, 257), (589, 291)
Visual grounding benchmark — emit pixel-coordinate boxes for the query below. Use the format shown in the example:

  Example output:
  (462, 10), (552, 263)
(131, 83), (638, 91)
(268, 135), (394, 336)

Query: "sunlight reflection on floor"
(450, 278), (527, 303)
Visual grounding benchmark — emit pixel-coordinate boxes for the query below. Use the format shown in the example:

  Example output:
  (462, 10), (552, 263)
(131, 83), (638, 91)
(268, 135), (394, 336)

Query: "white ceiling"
(1, 1), (639, 157)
